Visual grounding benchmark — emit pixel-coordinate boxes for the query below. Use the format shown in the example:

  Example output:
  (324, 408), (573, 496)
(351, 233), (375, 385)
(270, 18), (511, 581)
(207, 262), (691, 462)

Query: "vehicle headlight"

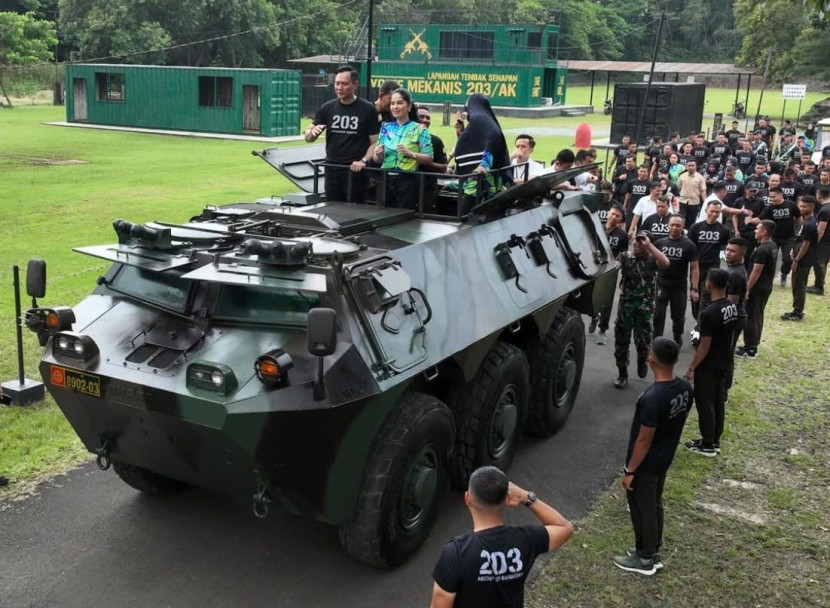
(186, 362), (238, 396)
(52, 332), (98, 362)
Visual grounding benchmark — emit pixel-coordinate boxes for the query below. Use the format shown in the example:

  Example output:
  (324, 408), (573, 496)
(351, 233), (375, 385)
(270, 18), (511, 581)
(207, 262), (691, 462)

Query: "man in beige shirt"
(677, 160), (707, 230)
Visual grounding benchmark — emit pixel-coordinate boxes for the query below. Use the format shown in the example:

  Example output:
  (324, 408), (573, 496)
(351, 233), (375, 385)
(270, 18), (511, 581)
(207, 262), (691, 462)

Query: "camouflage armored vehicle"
(26, 152), (617, 567)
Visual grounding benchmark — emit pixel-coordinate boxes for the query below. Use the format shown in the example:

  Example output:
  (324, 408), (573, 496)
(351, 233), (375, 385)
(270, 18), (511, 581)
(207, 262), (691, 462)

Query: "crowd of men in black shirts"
(601, 120), (828, 335)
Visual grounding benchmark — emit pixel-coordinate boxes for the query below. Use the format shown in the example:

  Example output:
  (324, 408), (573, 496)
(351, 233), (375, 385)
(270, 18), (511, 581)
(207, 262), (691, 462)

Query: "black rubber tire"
(451, 342), (530, 489)
(112, 460), (187, 496)
(526, 307), (585, 437)
(339, 393), (454, 569)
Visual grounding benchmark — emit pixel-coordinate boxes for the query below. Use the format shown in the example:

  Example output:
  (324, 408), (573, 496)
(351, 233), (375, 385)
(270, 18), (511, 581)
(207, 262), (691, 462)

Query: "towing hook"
(95, 439), (112, 470)
(252, 486), (272, 519)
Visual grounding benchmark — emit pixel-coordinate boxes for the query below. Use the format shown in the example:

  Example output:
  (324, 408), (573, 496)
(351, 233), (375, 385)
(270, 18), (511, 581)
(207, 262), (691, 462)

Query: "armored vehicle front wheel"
(112, 460), (188, 496)
(452, 342), (530, 488)
(526, 307), (585, 436)
(339, 392), (454, 568)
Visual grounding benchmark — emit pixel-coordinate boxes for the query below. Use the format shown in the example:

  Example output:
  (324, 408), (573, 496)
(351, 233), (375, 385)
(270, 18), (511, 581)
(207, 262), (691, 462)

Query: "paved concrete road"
(0, 316), (698, 608)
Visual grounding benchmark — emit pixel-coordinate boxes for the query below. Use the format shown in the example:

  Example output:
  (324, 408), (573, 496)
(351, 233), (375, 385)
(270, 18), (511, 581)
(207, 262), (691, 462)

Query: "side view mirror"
(307, 308), (337, 401)
(308, 308), (337, 357)
(26, 259), (46, 300)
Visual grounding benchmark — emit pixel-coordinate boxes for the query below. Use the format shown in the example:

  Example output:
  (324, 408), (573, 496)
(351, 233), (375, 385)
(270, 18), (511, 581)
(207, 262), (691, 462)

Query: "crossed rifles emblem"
(400, 30), (432, 60)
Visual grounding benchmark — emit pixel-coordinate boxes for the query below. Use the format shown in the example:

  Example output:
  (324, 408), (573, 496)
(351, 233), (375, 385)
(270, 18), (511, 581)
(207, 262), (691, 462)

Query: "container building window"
(527, 32), (541, 50)
(94, 72), (125, 102)
(199, 76), (233, 108)
(438, 31), (495, 60)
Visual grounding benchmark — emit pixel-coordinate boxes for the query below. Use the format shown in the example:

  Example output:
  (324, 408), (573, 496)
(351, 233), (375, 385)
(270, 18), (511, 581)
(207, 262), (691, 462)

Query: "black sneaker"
(806, 286), (824, 295)
(781, 311), (804, 321)
(613, 554), (657, 575)
(614, 375), (628, 389)
(637, 356), (648, 379)
(780, 275), (787, 287)
(588, 316), (599, 334)
(626, 547), (663, 569)
(685, 438), (717, 457)
(713, 442), (722, 454)
(735, 346), (756, 358)
(0, 476), (8, 487)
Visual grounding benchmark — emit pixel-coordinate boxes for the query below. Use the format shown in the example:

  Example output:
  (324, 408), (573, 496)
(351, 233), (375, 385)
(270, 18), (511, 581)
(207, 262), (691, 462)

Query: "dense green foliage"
(0, 10), (56, 105)
(0, 0), (828, 83)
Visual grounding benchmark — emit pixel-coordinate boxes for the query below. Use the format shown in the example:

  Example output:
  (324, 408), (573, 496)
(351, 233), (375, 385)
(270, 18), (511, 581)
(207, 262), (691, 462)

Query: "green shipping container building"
(370, 23), (567, 108)
(65, 64), (301, 137)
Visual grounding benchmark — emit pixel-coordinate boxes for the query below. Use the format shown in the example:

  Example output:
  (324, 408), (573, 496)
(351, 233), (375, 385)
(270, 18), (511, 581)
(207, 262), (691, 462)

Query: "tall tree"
(734, 0), (811, 82)
(0, 11), (56, 106)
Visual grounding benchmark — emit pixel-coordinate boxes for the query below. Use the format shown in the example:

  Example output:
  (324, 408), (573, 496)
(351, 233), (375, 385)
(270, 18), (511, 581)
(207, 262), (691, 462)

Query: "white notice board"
(781, 84), (807, 99)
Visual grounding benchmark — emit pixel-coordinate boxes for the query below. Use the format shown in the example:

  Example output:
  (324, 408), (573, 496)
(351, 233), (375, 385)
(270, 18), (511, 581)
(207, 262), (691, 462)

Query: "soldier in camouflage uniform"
(614, 233), (670, 388)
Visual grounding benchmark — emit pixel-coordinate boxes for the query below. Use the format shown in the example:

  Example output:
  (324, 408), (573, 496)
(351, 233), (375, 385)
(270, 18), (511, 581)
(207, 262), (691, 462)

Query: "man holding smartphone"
(613, 232), (670, 388)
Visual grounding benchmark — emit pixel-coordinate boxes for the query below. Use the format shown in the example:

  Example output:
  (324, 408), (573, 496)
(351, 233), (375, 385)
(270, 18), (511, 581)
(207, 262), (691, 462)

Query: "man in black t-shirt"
(652, 144), (675, 179)
(779, 169), (803, 202)
(709, 133), (731, 160)
(305, 66), (379, 203)
(612, 135), (631, 168)
(732, 186), (765, 271)
(684, 269), (738, 456)
(614, 337), (692, 576)
(736, 220), (778, 358)
(724, 238), (748, 394)
(759, 188), (799, 286)
(725, 122), (743, 151)
(688, 201), (731, 320)
(613, 155), (638, 201)
(782, 197), (819, 321)
(744, 161), (768, 192)
(735, 139), (755, 176)
(431, 466), (573, 608)
(654, 216), (700, 347)
(640, 196), (673, 243)
(808, 186), (830, 295)
(721, 166), (744, 208)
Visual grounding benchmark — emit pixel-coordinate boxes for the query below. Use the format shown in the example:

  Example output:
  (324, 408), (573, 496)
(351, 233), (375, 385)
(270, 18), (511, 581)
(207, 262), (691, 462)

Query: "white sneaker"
(596, 331), (608, 345)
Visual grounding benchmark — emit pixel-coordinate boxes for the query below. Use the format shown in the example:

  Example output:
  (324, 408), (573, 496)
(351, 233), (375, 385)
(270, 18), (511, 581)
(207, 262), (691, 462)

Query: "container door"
(73, 78), (87, 122)
(243, 85), (260, 133)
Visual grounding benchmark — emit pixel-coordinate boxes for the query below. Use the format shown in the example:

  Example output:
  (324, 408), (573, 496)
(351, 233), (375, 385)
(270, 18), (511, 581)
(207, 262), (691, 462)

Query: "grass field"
(1, 96), (829, 604)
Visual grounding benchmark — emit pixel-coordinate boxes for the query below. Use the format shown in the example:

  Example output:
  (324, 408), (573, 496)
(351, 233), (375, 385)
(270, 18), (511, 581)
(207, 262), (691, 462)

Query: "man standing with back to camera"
(613, 337), (692, 576)
(430, 466), (574, 607)
(304, 66), (379, 203)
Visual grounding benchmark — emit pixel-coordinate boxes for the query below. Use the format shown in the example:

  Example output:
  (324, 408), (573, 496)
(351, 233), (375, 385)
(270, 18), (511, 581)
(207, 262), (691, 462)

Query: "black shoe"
(685, 438), (717, 457)
(673, 335), (683, 349)
(637, 356), (648, 378)
(806, 286), (824, 295)
(614, 375), (628, 389)
(781, 311), (804, 321)
(735, 345), (756, 358)
(0, 476), (8, 487)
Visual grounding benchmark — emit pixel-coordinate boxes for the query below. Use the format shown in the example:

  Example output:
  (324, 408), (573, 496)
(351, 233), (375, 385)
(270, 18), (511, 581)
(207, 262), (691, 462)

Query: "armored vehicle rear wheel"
(526, 307), (585, 437)
(112, 460), (188, 496)
(452, 342), (530, 488)
(339, 392), (454, 568)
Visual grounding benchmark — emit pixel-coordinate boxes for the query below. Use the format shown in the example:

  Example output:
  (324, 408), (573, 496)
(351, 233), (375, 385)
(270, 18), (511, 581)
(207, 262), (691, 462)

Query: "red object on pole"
(574, 122), (592, 149)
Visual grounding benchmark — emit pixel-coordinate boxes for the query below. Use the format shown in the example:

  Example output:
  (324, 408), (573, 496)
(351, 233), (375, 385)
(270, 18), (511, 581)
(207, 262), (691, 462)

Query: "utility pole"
(755, 46), (774, 125)
(634, 3), (666, 148)
(365, 0), (378, 100)
(52, 8), (61, 105)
